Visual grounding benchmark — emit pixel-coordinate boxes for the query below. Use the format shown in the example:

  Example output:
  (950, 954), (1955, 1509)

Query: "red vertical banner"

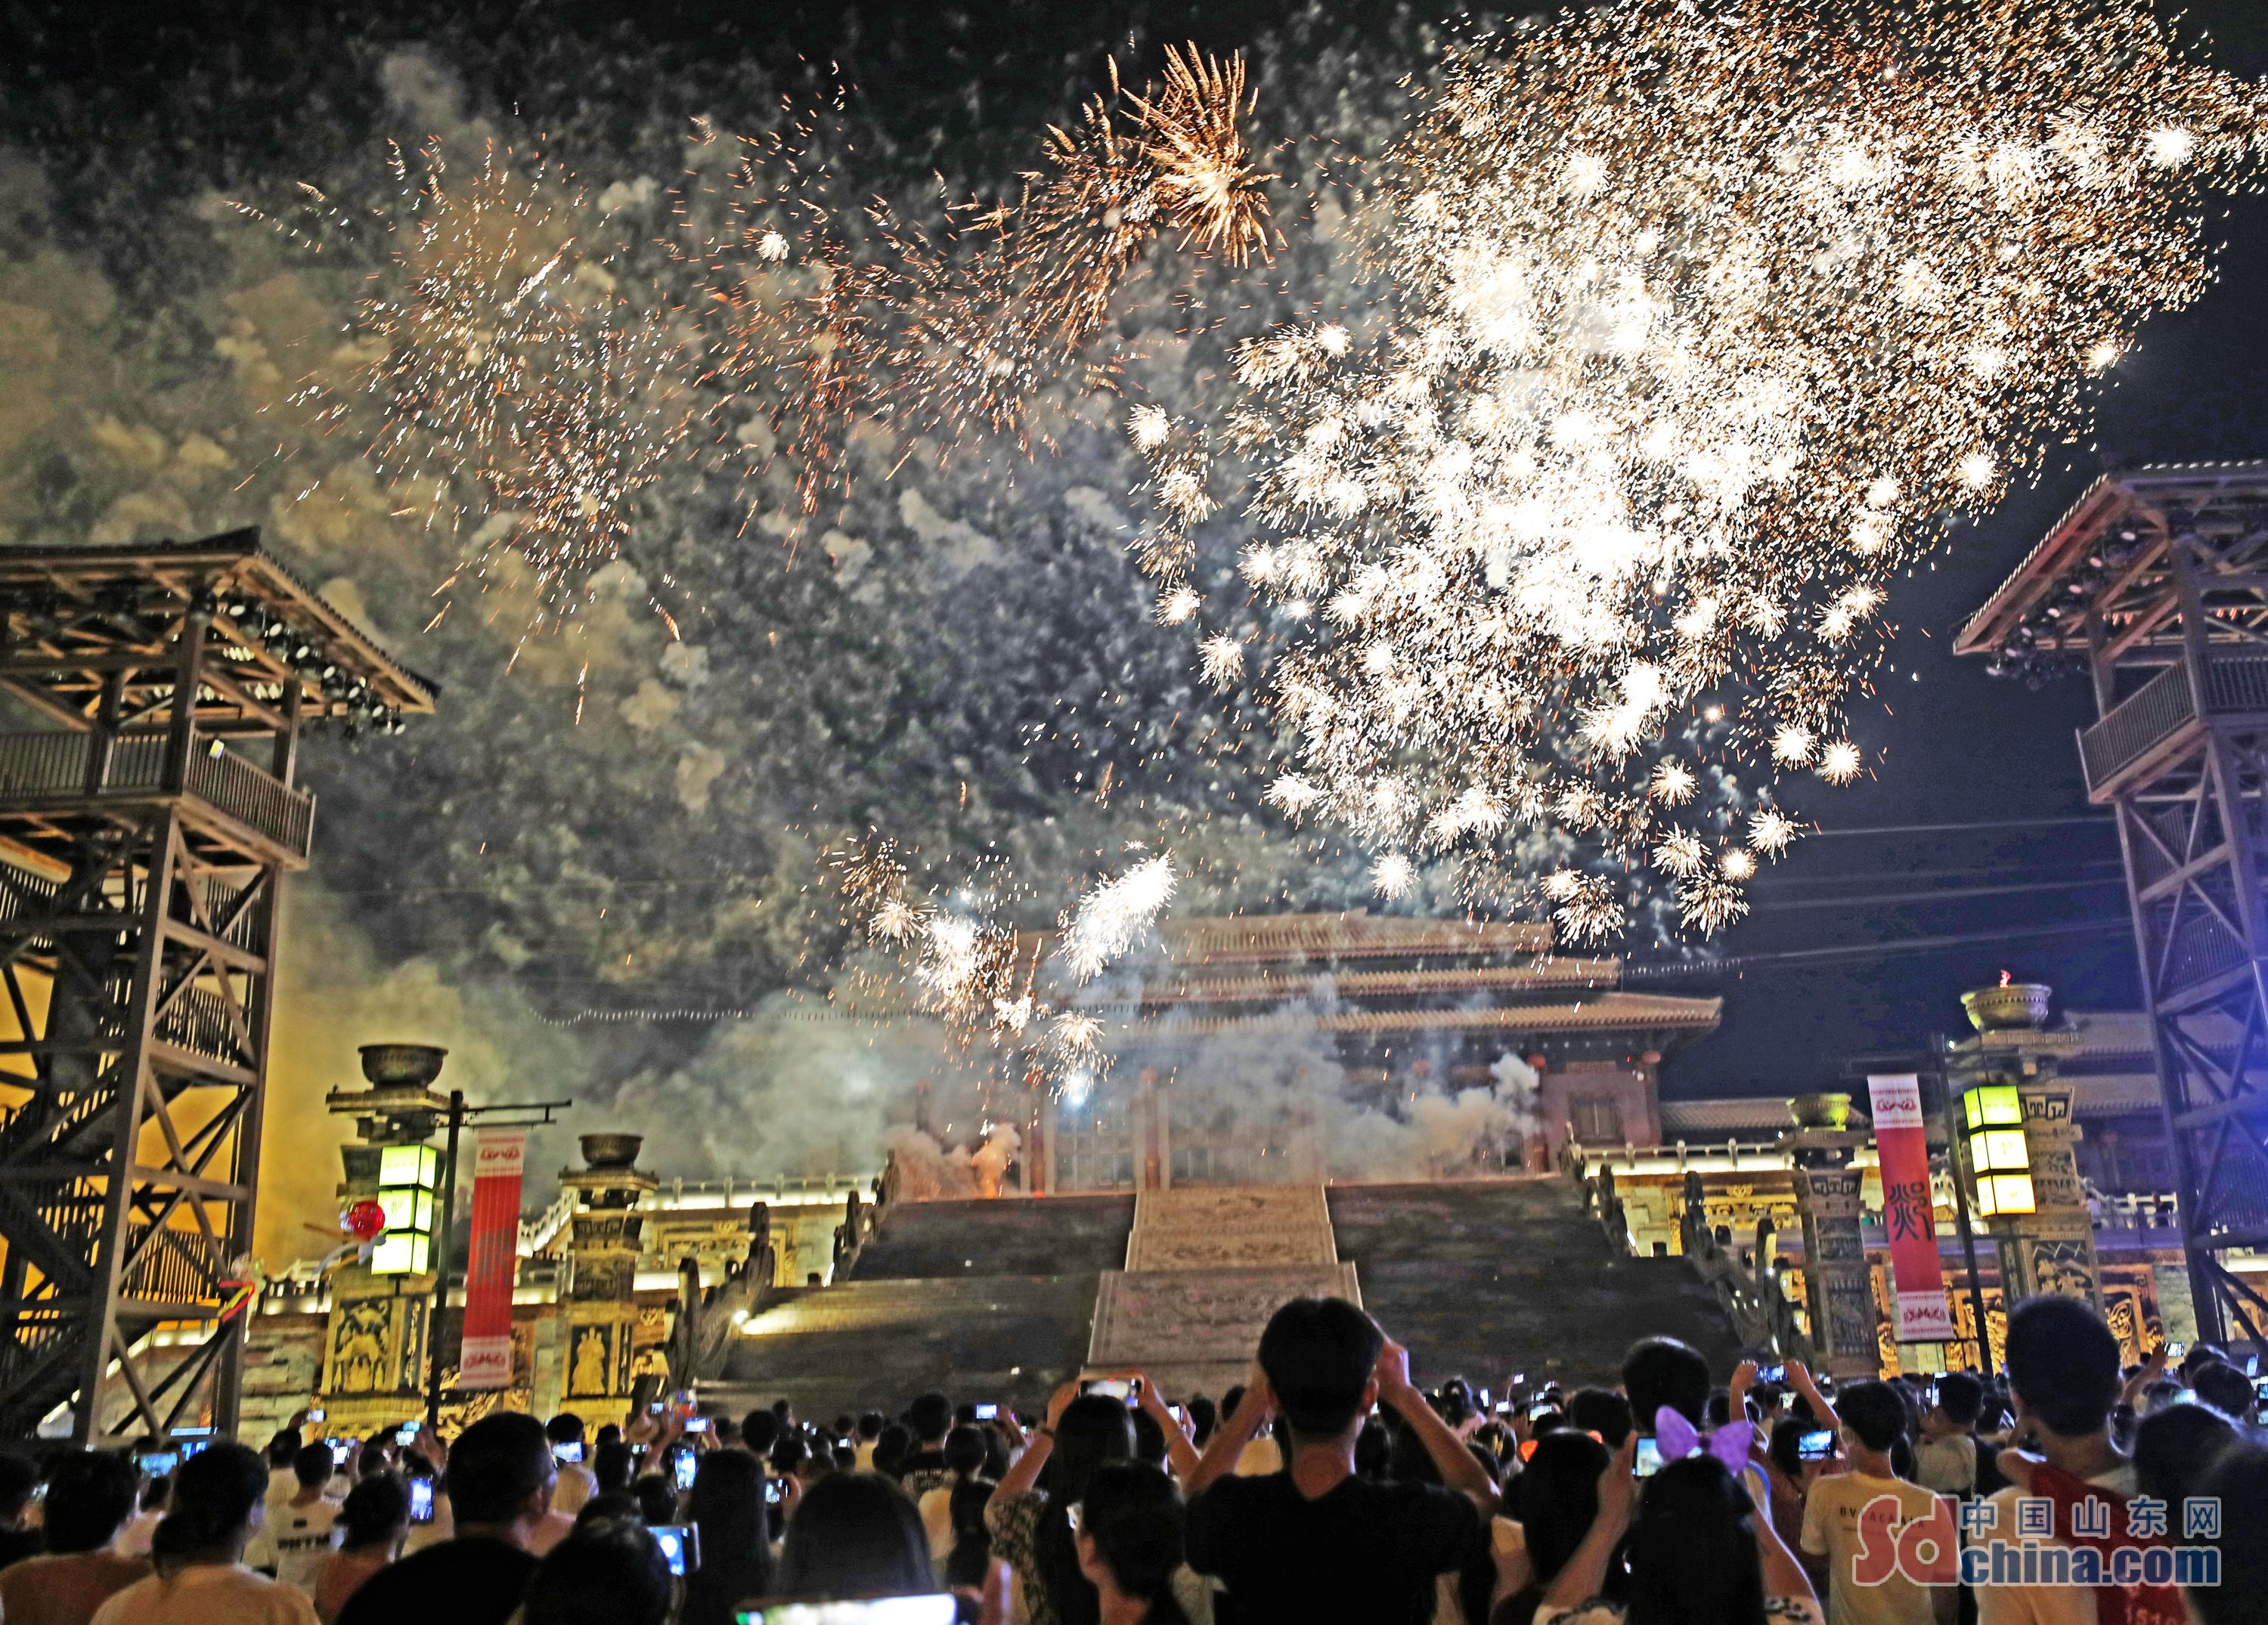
(458, 1128), (526, 1390)
(1867, 1073), (1955, 1343)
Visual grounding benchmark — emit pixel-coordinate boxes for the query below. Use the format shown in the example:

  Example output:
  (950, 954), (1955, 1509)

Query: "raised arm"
(1185, 1367), (1272, 1496)
(1377, 1339), (1499, 1514)
(996, 1382), (1079, 1500)
(1541, 1434), (1638, 1614)
(1755, 1489), (1817, 1605)
(1786, 1360), (1840, 1433)
(1132, 1375), (1203, 1483)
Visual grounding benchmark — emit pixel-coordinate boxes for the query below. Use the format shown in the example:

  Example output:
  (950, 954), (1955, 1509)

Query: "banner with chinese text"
(458, 1128), (526, 1389)
(1867, 1073), (1956, 1342)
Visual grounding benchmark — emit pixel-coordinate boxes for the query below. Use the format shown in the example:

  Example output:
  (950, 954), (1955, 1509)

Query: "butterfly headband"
(1654, 1406), (1756, 1477)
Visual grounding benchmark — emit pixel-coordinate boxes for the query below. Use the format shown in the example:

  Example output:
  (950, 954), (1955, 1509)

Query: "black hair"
(522, 1518), (674, 1625)
(140, 1475), (172, 1513)
(1128, 1406), (1168, 1468)
(1622, 1337), (1712, 1430)
(547, 1413), (587, 1447)
(683, 1447), (773, 1625)
(770, 1434), (810, 1478)
(447, 1411), (556, 1526)
(2190, 1444), (2268, 1625)
(1766, 1417), (1811, 1483)
(2004, 1296), (2121, 1439)
(1185, 1395), (1216, 1447)
(338, 1472), (411, 1550)
(2189, 1360), (2257, 1422)
(631, 1472), (677, 1528)
(151, 1441), (268, 1570)
(1256, 1296), (1383, 1438)
(593, 1440), (636, 1494)
(578, 1490), (643, 1526)
(1076, 1462), (1190, 1625)
(872, 1423), (911, 1478)
(1035, 1397), (1137, 1625)
(1837, 1382), (1910, 1455)
(596, 1424), (623, 1448)
(857, 1411), (885, 1440)
(42, 1450), (140, 1554)
(1934, 1373), (1983, 1427)
(1569, 1388), (1634, 1447)
(1499, 1431), (1614, 1625)
(943, 1477), (997, 1589)
(943, 1425), (988, 1478)
(907, 1392), (952, 1444)
(2132, 1403), (2239, 1508)
(295, 1441), (336, 1488)
(742, 1411), (782, 1454)
(1625, 1456), (1768, 1625)
(1354, 1419), (1392, 1481)
(266, 1428), (302, 1468)
(775, 1472), (937, 1600)
(0, 1453), (38, 1519)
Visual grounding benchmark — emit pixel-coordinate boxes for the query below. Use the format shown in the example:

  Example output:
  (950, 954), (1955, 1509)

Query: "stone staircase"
(709, 1179), (1739, 1417)
(1328, 1179), (1742, 1390)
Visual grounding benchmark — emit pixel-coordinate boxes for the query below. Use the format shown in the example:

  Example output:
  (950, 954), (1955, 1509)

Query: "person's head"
(907, 1392), (952, 1445)
(1128, 1406), (1168, 1468)
(631, 1472), (677, 1528)
(547, 1414), (587, 1451)
(522, 1518), (674, 1625)
(0, 1454), (35, 1528)
(1932, 1372), (1983, 1429)
(1569, 1387), (1634, 1447)
(151, 1441), (268, 1569)
(857, 1411), (885, 1441)
(447, 1411), (558, 1537)
(943, 1425), (989, 1480)
(2003, 1296), (2121, 1441)
(595, 1423), (622, 1449)
(2189, 1360), (2258, 1422)
(1516, 1430), (1612, 1586)
(1836, 1382), (1909, 1462)
(771, 1433), (810, 1481)
(1766, 1417), (1815, 1484)
(872, 1423), (912, 1477)
(1256, 1296), (1384, 1440)
(360, 1438), (394, 1477)
(42, 1450), (140, 1554)
(1436, 1377), (1476, 1425)
(688, 1447), (771, 1586)
(337, 1472), (411, 1555)
(742, 1410), (782, 1456)
(577, 1491), (642, 1526)
(1622, 1337), (1713, 1430)
(1073, 1462), (1185, 1616)
(1625, 1455), (1766, 1625)
(265, 1428), (302, 1469)
(773, 1398), (794, 1420)
(593, 1439), (635, 1494)
(294, 1441), (336, 1490)
(1185, 1394), (1217, 1446)
(776, 1472), (937, 1600)
(2190, 1444), (2268, 1625)
(2177, 1343), (2229, 1385)
(2132, 1401), (2240, 1507)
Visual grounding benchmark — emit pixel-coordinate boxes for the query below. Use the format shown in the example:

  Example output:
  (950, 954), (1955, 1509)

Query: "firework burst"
(1128, 0), (2266, 941)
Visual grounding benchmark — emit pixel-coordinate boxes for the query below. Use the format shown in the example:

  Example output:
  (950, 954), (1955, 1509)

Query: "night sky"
(9, 0), (2268, 1108)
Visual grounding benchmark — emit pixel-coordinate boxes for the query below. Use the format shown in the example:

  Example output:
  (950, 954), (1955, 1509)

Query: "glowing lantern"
(1963, 1085), (2036, 1218)
(370, 1144), (439, 1275)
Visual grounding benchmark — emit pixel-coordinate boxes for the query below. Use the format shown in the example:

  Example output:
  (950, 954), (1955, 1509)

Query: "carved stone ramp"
(1089, 1186), (1359, 1401)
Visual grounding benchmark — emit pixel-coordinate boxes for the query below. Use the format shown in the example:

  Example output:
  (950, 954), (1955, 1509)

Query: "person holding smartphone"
(311, 1475), (408, 1625)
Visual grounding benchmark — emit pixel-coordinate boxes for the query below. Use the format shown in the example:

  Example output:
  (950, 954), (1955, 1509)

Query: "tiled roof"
(1139, 958), (1624, 1006)
(1138, 991), (1721, 1038)
(1160, 911), (1555, 963)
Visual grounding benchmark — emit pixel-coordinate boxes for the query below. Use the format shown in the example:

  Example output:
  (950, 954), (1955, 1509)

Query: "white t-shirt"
(119, 1509), (163, 1558)
(89, 1563), (321, 1625)
(271, 1498), (342, 1594)
(1972, 1467), (2136, 1625)
(1800, 1471), (1944, 1625)
(552, 1463), (596, 1516)
(242, 1469), (299, 1571)
(1913, 1436), (1977, 1496)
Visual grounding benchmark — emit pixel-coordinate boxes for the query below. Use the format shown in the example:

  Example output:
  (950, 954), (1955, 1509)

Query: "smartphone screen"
(1633, 1437), (1665, 1478)
(684, 1417), (711, 1433)
(1798, 1428), (1836, 1462)
(1083, 1379), (1134, 1402)
(307, 1407), (326, 1422)
(330, 1439), (352, 1464)
(1755, 1365), (1785, 1384)
(397, 1425), (420, 1445)
(409, 1478), (435, 1524)
(650, 1524), (699, 1577)
(1167, 1404), (1185, 1424)
(736, 1599), (959, 1625)
(136, 1451), (178, 1478)
(972, 1403), (999, 1421)
(765, 1477), (788, 1506)
(553, 1441), (585, 1465)
(1530, 1402), (1558, 1421)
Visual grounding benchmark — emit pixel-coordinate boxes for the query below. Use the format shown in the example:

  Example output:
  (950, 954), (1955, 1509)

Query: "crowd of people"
(0, 1293), (2259, 1625)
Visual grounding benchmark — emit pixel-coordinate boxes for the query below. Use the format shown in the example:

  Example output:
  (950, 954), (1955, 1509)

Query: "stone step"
(849, 1193), (1136, 1281)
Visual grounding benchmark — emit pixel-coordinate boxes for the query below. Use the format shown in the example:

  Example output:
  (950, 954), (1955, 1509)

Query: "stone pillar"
(559, 1133), (657, 1428)
(316, 1045), (450, 1437)
(1991, 1082), (2104, 1310)
(1156, 1078), (1173, 1190)
(1136, 1069), (1164, 1191)
(1786, 1097), (1881, 1381)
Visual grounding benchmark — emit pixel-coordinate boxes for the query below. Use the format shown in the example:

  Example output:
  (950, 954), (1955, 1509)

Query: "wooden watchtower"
(0, 530), (434, 1441)
(1957, 463), (2268, 1346)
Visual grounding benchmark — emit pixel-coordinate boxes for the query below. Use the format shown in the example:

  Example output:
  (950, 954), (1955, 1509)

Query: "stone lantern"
(557, 1132), (657, 1425)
